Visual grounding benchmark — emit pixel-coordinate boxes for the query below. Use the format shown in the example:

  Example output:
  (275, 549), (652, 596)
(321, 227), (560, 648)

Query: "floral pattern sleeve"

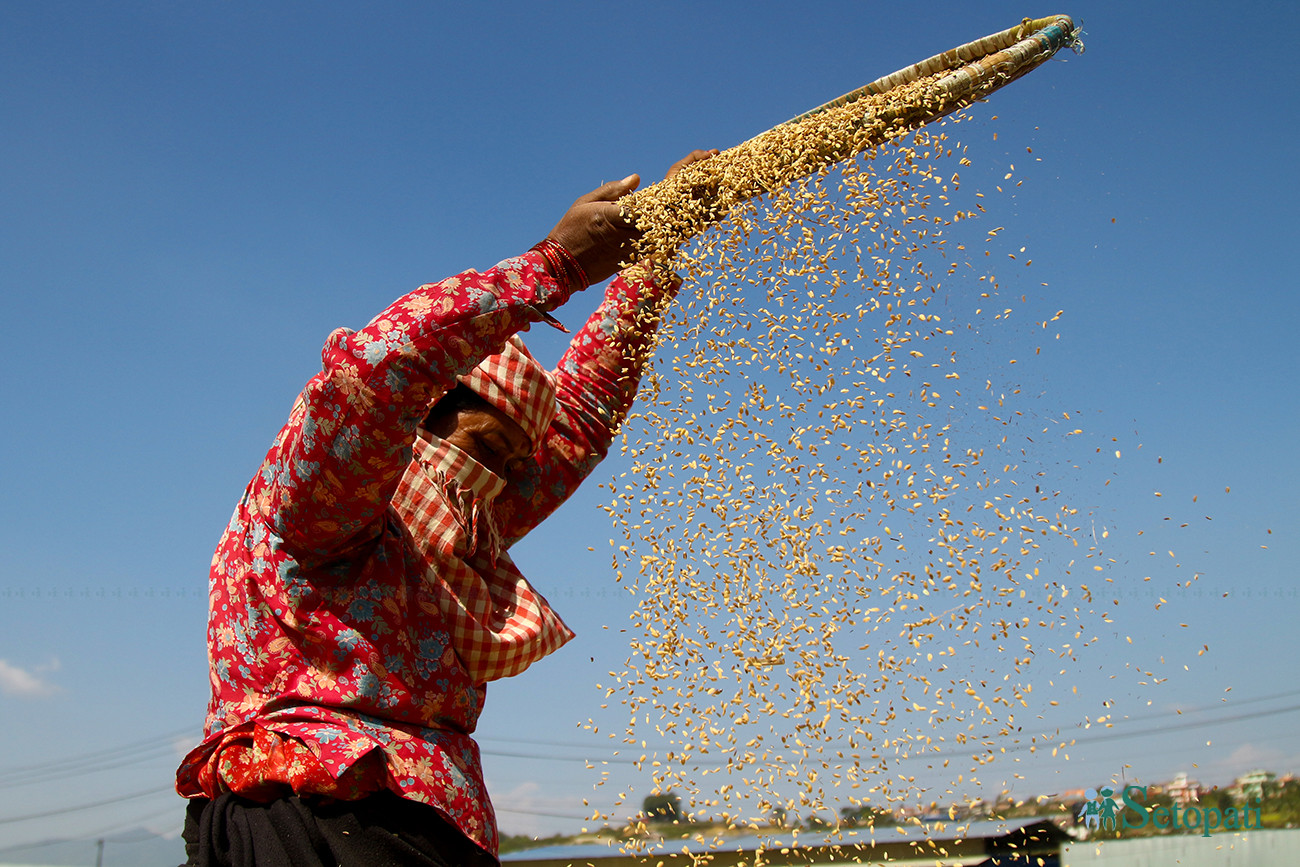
(260, 253), (575, 560)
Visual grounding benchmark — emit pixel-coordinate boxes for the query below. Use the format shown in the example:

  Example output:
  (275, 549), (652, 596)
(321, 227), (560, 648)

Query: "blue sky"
(1, 0), (1297, 855)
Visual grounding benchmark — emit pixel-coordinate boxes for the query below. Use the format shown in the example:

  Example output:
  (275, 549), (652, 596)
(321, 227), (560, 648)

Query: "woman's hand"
(545, 175), (642, 286)
(544, 150), (718, 286)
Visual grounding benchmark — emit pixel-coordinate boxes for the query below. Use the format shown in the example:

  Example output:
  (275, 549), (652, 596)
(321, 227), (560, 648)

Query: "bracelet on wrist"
(530, 239), (590, 293)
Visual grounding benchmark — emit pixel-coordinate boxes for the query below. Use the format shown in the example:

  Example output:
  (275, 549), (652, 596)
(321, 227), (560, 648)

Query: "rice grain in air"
(579, 16), (1209, 859)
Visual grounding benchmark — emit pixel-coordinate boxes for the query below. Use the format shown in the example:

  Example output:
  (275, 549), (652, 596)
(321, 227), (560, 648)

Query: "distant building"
(1164, 772), (1201, 806)
(1233, 769), (1277, 802)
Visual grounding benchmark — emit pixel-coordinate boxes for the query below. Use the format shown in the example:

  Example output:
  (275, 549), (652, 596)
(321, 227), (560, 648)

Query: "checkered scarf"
(458, 335), (557, 449)
(391, 434), (573, 684)
(406, 433), (507, 565)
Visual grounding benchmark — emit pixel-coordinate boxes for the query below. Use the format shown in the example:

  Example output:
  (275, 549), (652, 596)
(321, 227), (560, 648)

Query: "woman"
(177, 151), (715, 866)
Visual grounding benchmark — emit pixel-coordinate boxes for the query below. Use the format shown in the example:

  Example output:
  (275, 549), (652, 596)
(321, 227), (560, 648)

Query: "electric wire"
(0, 694), (1292, 832)
(0, 800), (183, 856)
(0, 785), (174, 825)
(1108, 687), (1300, 724)
(0, 726), (194, 786)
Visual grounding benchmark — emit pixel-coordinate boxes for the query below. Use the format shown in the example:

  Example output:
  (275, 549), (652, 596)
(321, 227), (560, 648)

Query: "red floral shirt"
(176, 253), (671, 856)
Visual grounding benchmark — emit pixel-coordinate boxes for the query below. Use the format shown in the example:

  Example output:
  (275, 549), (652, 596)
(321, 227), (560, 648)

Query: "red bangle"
(530, 239), (589, 293)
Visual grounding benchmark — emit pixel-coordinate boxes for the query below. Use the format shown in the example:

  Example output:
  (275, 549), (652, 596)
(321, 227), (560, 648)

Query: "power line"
(0, 785), (174, 825)
(481, 703), (1300, 767)
(872, 702), (1300, 765)
(0, 727), (194, 783)
(77, 800), (185, 846)
(0, 801), (182, 856)
(1051, 703), (1300, 748)
(479, 734), (616, 750)
(7, 688), (1294, 780)
(494, 805), (595, 821)
(0, 742), (180, 790)
(480, 748), (728, 768)
(1, 691), (1291, 832)
(481, 747), (651, 766)
(1106, 688), (1300, 724)
(1026, 725), (1299, 766)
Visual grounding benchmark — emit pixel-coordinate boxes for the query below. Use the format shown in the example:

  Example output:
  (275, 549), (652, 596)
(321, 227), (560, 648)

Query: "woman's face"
(422, 396), (533, 478)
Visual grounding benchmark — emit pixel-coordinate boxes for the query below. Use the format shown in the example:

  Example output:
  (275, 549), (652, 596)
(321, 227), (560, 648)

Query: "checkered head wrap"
(458, 335), (557, 448)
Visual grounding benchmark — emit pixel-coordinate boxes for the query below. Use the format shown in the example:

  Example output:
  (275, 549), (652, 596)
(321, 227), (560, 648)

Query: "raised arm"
(489, 266), (676, 544)
(251, 175), (648, 562)
(494, 150), (718, 541)
(253, 256), (572, 560)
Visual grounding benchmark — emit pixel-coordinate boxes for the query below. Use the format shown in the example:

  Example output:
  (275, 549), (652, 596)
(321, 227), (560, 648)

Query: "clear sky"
(1, 0), (1297, 858)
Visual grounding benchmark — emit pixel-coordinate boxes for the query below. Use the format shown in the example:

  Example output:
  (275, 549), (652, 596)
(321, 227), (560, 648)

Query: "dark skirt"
(181, 790), (499, 867)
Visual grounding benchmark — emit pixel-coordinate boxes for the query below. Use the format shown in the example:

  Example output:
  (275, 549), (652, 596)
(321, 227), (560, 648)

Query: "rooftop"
(502, 817), (1067, 865)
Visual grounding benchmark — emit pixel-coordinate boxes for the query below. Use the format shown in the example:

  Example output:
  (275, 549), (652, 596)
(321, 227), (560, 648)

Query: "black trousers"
(181, 791), (499, 867)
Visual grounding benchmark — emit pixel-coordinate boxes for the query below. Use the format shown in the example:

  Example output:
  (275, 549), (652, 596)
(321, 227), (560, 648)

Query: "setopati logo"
(1077, 787), (1122, 831)
(1118, 785), (1262, 838)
